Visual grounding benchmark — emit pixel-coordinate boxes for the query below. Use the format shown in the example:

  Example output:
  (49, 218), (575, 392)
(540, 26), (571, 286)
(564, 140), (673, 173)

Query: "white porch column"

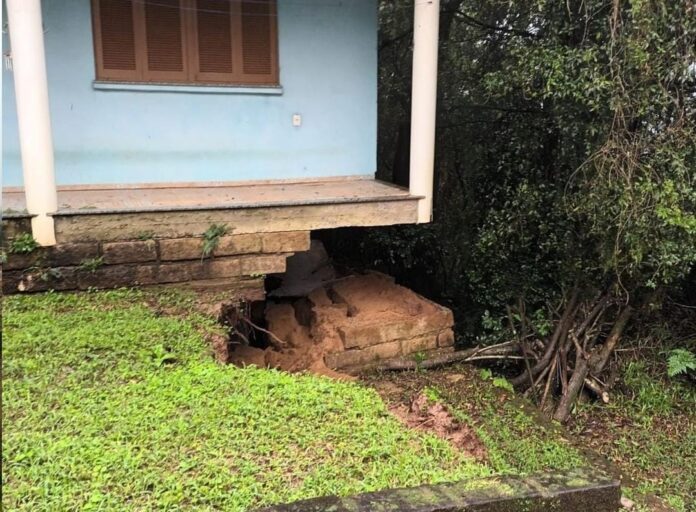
(409, 0), (440, 223)
(6, 0), (57, 245)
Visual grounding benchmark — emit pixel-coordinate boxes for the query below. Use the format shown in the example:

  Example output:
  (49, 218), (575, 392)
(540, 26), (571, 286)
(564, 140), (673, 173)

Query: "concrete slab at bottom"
(254, 468), (620, 512)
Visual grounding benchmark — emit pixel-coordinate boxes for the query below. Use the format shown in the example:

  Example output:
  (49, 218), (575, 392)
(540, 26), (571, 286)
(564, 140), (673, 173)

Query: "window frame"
(90, 0), (280, 87)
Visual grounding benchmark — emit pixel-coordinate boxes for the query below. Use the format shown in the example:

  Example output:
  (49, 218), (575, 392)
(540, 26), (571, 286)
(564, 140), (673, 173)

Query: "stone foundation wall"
(231, 272), (456, 375)
(315, 274), (456, 371)
(1, 228), (310, 297)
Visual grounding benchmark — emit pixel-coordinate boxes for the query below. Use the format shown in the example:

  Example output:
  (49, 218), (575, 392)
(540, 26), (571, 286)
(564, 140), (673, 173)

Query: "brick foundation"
(316, 273), (456, 371)
(235, 272), (456, 374)
(1, 227), (310, 298)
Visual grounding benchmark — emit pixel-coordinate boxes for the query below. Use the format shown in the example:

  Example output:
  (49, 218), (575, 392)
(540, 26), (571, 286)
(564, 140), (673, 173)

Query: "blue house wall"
(2, 0), (378, 187)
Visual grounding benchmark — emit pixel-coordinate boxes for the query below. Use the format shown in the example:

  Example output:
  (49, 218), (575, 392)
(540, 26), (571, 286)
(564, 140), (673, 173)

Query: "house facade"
(1, 0), (440, 296)
(3, 0), (378, 186)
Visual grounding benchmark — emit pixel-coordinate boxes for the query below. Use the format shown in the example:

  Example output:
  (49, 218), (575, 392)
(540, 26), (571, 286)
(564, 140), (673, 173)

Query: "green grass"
(571, 360), (696, 511)
(366, 367), (588, 476)
(437, 374), (586, 475)
(2, 290), (490, 511)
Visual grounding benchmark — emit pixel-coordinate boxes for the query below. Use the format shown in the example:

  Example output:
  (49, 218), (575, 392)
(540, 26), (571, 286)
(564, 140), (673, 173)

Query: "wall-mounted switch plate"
(292, 114), (302, 127)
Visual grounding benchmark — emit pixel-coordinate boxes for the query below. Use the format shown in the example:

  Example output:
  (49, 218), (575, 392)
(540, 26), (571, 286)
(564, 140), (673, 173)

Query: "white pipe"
(6, 0), (57, 245)
(1, 1), (3, 214)
(409, 0), (440, 223)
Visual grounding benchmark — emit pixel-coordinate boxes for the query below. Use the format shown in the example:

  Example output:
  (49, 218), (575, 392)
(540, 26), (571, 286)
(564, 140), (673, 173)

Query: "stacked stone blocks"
(2, 231), (310, 296)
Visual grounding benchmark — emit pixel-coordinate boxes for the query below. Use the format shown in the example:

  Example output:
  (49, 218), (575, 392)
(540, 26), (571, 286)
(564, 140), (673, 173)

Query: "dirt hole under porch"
(210, 241), (489, 463)
(212, 240), (456, 380)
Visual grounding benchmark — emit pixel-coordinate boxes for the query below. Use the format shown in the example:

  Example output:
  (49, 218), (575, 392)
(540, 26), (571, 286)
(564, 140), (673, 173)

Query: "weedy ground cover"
(2, 289), (490, 511)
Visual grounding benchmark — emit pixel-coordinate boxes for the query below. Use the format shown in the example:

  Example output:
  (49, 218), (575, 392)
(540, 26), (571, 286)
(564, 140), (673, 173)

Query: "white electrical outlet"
(292, 114), (302, 127)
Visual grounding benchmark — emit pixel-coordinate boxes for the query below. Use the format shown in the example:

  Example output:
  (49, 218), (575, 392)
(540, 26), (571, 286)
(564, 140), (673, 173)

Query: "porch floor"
(2, 177), (415, 216)
(2, 177), (421, 243)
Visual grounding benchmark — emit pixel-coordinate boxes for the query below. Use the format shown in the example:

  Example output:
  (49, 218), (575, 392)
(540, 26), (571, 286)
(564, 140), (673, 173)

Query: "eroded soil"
(364, 364), (591, 476)
(389, 391), (489, 461)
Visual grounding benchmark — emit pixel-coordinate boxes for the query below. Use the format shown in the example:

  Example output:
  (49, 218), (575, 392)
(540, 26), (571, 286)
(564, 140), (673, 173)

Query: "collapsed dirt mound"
(227, 271), (455, 378)
(390, 391), (488, 462)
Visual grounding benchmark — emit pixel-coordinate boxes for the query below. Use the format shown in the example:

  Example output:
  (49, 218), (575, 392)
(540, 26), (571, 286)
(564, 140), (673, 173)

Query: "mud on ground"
(363, 364), (595, 476)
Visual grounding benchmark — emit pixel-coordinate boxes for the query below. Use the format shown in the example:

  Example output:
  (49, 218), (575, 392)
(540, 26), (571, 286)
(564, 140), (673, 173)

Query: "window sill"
(92, 81), (284, 95)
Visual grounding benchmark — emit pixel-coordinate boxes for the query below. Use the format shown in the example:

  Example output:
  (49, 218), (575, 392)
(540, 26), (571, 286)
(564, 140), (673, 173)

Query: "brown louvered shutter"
(139, 0), (189, 81)
(190, 0), (237, 82)
(191, 0), (278, 85)
(92, 0), (140, 80)
(239, 0), (278, 84)
(93, 0), (278, 86)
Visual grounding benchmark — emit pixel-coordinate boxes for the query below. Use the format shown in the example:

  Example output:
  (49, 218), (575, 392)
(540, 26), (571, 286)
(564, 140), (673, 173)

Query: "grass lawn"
(2, 289), (492, 511)
(570, 360), (696, 511)
(365, 366), (587, 476)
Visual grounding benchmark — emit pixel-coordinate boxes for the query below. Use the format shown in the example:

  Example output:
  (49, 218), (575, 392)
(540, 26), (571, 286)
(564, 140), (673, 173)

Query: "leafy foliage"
(667, 349), (696, 378)
(78, 256), (104, 273)
(8, 233), (39, 254)
(201, 223), (228, 259)
(366, 0), (696, 354)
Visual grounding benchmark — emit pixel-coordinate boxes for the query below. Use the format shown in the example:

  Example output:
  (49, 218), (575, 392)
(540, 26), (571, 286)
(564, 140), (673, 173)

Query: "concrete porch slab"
(2, 177), (417, 215)
(2, 177), (421, 244)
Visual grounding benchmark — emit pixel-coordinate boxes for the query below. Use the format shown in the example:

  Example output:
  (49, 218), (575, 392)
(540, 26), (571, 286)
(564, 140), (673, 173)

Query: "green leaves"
(8, 233), (39, 254)
(380, 0), (694, 341)
(201, 223), (228, 259)
(78, 256), (104, 273)
(667, 349), (696, 378)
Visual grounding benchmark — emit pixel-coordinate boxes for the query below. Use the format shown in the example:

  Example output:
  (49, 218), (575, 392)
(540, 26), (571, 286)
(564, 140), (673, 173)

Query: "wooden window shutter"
(92, 0), (140, 80)
(239, 0), (279, 84)
(139, 0), (189, 81)
(191, 0), (279, 85)
(190, 0), (237, 82)
(93, 0), (278, 86)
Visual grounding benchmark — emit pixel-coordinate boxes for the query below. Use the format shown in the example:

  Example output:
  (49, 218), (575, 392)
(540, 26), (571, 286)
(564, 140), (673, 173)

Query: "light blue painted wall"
(2, 0), (377, 186)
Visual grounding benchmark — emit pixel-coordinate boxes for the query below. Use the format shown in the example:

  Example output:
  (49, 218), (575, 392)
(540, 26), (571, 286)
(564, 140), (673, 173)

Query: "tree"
(370, 0), (695, 421)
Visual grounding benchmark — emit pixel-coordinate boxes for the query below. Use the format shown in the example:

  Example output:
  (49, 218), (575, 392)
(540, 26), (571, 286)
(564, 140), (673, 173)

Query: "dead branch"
(553, 357), (589, 423)
(240, 317), (288, 350)
(540, 355), (559, 408)
(584, 376), (610, 403)
(511, 289), (580, 387)
(524, 362), (552, 399)
(553, 306), (631, 422)
(375, 341), (520, 371)
(508, 304), (537, 398)
(591, 306), (633, 374)
(575, 291), (613, 341)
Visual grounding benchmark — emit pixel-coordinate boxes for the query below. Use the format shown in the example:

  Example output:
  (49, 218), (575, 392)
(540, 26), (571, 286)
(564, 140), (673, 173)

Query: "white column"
(6, 0), (57, 245)
(409, 0), (440, 223)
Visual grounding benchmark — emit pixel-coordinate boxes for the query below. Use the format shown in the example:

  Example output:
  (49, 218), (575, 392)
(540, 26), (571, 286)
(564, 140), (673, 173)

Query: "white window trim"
(92, 81), (283, 95)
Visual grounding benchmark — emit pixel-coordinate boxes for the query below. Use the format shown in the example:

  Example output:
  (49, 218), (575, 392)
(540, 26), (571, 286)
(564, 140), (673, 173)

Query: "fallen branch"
(584, 376), (610, 403)
(540, 355), (559, 408)
(591, 306), (633, 374)
(375, 341), (520, 371)
(508, 304), (537, 399)
(553, 306), (630, 422)
(511, 289), (580, 387)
